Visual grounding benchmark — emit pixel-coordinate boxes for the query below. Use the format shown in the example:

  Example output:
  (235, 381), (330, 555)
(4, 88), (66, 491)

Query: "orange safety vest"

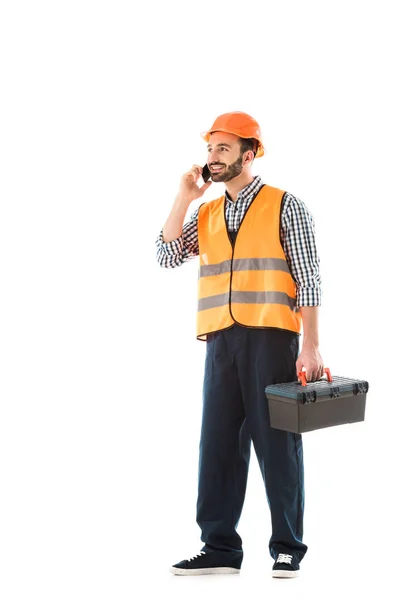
(197, 184), (302, 340)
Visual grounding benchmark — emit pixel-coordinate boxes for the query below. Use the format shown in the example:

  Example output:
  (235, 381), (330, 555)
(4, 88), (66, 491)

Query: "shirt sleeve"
(155, 207), (200, 268)
(281, 193), (322, 307)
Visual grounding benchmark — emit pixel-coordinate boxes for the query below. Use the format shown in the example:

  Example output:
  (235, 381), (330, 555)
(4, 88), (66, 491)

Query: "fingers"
(307, 370), (318, 382)
(306, 368), (322, 382)
(188, 164), (203, 181)
(297, 347), (325, 383)
(303, 366), (325, 382)
(181, 165), (212, 198)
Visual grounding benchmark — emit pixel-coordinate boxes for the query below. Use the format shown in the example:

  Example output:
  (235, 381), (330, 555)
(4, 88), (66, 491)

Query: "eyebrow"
(207, 143), (232, 149)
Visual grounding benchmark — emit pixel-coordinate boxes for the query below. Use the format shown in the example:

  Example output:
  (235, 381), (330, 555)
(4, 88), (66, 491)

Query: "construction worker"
(155, 112), (323, 578)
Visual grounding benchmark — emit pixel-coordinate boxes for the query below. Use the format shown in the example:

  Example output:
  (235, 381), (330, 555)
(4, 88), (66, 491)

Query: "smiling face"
(207, 132), (248, 182)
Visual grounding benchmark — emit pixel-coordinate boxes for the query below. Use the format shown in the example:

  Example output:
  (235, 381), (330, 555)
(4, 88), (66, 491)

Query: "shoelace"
(188, 551), (206, 562)
(276, 553), (293, 565)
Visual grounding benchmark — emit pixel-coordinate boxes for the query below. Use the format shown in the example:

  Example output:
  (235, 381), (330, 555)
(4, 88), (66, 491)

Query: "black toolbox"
(265, 369), (368, 433)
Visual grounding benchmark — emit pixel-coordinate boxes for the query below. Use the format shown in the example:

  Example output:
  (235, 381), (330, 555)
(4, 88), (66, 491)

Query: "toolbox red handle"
(298, 371), (307, 386)
(298, 367), (333, 387)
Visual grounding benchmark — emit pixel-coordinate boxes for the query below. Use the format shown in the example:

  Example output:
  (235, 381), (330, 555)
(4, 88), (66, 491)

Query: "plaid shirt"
(156, 176), (321, 306)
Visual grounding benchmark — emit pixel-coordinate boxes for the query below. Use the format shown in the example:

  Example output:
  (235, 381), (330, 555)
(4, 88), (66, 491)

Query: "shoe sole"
(272, 569), (299, 578)
(170, 567), (241, 576)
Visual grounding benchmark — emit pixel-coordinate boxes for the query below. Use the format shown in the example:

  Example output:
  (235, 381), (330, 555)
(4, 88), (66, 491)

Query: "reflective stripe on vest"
(196, 184), (302, 340)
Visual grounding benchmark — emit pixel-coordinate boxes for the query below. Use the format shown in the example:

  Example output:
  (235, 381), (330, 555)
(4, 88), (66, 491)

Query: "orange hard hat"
(201, 111), (265, 158)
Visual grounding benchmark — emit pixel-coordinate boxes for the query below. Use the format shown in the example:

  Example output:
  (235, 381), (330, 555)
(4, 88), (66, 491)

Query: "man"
(156, 111), (323, 578)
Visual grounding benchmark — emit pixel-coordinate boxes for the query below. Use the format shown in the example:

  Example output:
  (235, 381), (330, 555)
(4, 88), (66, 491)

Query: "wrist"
(302, 338), (319, 349)
(175, 193), (192, 208)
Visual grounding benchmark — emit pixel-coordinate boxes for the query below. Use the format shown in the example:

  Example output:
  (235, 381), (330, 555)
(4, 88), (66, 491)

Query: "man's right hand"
(176, 165), (212, 207)
(161, 165), (212, 244)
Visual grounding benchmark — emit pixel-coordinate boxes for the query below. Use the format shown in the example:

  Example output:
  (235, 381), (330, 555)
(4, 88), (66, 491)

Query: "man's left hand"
(296, 346), (324, 382)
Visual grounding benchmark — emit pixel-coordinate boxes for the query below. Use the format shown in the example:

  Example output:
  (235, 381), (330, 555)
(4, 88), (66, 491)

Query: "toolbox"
(265, 368), (368, 433)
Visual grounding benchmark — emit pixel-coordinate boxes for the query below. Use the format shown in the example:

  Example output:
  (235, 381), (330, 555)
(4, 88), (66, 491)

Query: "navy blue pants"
(196, 325), (307, 563)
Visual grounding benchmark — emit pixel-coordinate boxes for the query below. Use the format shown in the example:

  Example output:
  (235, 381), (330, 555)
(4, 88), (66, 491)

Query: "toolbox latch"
(354, 382), (368, 395)
(330, 386), (341, 398)
(303, 390), (317, 404)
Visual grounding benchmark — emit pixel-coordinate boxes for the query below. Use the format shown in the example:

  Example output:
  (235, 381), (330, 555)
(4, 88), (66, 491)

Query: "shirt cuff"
(297, 288), (322, 307)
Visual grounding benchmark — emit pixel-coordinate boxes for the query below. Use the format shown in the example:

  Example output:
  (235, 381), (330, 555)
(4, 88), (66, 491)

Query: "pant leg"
(235, 326), (308, 563)
(196, 329), (251, 554)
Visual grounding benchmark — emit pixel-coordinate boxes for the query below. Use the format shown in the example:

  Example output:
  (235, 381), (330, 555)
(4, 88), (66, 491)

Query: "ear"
(243, 150), (254, 165)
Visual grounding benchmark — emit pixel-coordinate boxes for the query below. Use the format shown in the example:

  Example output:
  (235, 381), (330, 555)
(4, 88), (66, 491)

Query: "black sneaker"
(170, 550), (242, 576)
(272, 553), (300, 578)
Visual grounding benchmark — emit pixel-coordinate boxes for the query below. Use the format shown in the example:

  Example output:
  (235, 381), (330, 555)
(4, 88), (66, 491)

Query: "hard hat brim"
(201, 128), (265, 158)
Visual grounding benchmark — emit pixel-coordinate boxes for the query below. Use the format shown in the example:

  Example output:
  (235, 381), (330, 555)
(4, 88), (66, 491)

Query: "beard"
(210, 155), (244, 182)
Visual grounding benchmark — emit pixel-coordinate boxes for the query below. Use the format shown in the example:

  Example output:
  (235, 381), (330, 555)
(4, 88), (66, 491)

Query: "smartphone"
(202, 163), (211, 183)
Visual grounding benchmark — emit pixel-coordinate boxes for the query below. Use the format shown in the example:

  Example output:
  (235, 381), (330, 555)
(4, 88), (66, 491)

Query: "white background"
(1, 1), (399, 599)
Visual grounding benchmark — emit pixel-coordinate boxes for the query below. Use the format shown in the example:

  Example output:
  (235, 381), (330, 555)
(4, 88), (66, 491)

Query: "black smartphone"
(202, 163), (211, 183)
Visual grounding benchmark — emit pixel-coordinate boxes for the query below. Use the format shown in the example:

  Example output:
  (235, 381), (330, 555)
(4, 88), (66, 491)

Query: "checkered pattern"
(156, 175), (322, 307)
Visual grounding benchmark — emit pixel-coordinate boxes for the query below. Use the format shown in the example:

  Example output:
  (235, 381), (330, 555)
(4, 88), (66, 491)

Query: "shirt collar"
(225, 175), (264, 205)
